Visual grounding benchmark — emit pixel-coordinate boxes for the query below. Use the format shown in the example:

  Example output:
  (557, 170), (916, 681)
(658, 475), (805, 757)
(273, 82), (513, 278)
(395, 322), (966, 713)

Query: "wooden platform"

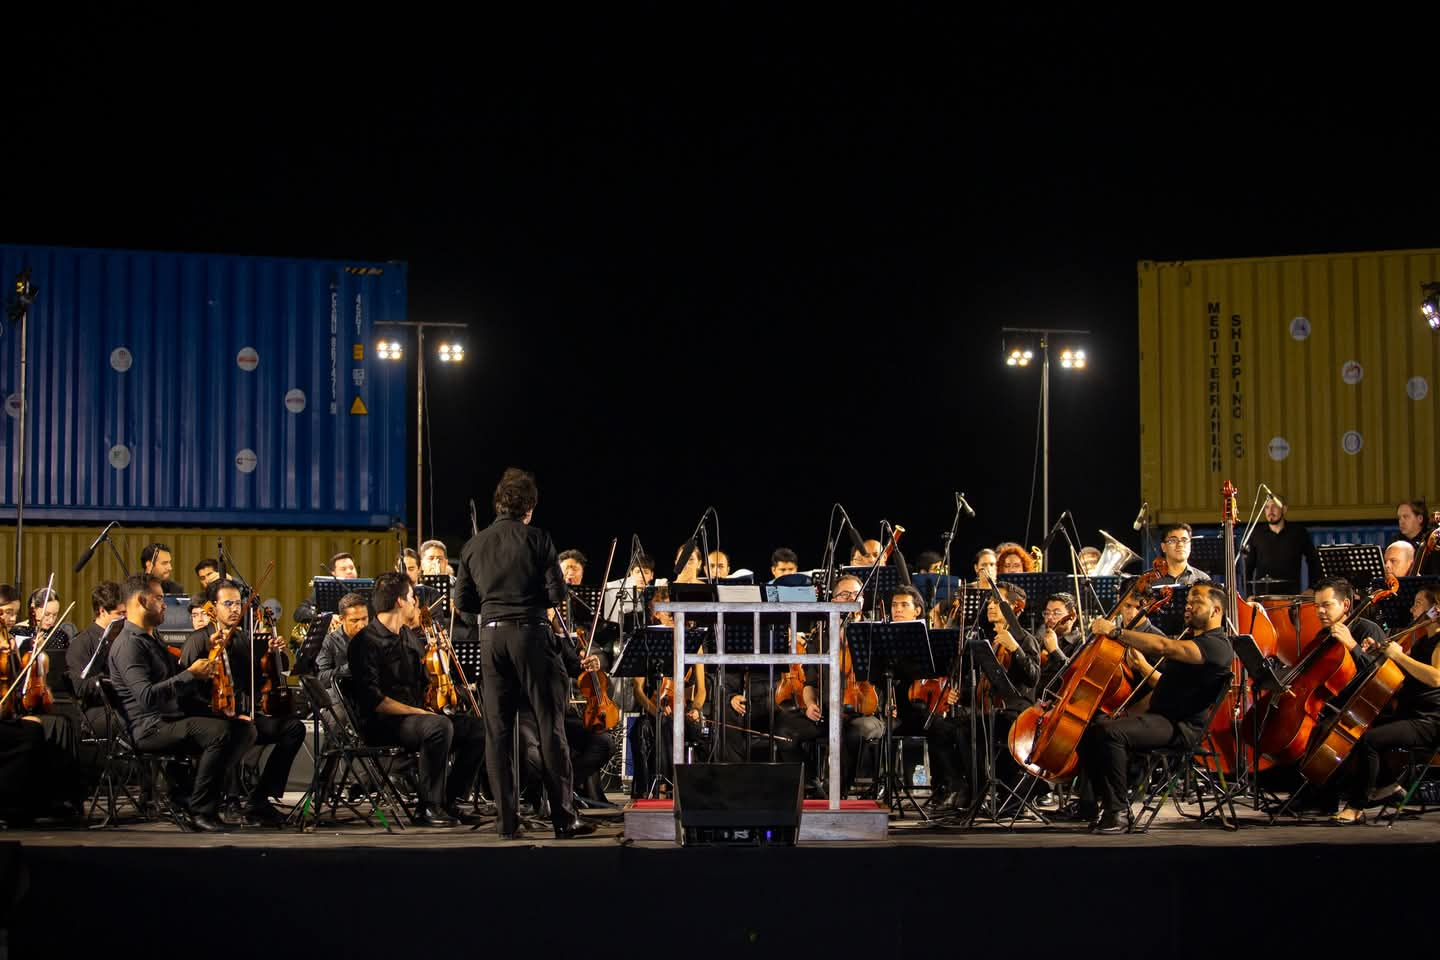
(623, 797), (890, 842)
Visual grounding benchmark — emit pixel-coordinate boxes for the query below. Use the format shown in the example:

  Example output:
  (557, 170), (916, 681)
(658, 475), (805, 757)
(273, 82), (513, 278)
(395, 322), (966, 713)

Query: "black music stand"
(846, 619), (935, 819)
(1317, 544), (1386, 594)
(1186, 536), (1227, 585)
(1001, 573), (1078, 632)
(1377, 576), (1440, 632)
(420, 574), (452, 620)
(292, 615), (333, 678)
(1229, 632), (1290, 814)
(1149, 585), (1193, 636)
(315, 577), (375, 615)
(912, 574), (962, 605)
(959, 638), (1049, 828)
(842, 564), (900, 616)
(612, 626), (710, 798)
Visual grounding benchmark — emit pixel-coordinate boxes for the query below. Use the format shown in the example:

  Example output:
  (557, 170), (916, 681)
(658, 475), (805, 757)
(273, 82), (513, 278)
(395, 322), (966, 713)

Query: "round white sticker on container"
(235, 448), (258, 473)
(284, 388), (306, 414)
(1268, 436), (1291, 461)
(1407, 377), (1429, 401)
(1341, 360), (1363, 385)
(236, 347), (260, 372)
(110, 347), (133, 372)
(1341, 431), (1364, 455)
(3, 393), (19, 419)
(108, 445), (131, 469)
(1290, 317), (1311, 341)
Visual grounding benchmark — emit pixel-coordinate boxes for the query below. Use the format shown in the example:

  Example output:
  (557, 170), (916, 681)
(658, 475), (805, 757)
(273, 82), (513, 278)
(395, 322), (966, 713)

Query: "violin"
(776, 629), (810, 708)
(20, 644), (53, 714)
(206, 611), (238, 718)
(840, 634), (879, 716)
(977, 589), (1025, 710)
(420, 606), (459, 713)
(256, 605), (293, 717)
(572, 539), (620, 732)
(0, 623), (15, 721)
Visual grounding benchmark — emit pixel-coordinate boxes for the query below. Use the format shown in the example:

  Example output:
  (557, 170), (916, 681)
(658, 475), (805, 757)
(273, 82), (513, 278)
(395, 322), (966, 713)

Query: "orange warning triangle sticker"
(349, 395), (368, 416)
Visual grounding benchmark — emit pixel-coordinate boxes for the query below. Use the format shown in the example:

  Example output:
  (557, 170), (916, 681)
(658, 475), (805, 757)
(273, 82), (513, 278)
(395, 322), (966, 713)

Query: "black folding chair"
(1128, 678), (1239, 833)
(91, 678), (194, 831)
(293, 675), (413, 831)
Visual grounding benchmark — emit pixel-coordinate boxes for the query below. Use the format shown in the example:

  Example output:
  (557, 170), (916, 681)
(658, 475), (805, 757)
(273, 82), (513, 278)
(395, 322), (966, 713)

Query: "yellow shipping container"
(0, 525), (407, 628)
(1139, 248), (1440, 523)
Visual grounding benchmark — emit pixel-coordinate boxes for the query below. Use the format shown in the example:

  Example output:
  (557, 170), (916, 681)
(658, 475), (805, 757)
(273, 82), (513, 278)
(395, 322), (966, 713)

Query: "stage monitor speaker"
(673, 762), (803, 846)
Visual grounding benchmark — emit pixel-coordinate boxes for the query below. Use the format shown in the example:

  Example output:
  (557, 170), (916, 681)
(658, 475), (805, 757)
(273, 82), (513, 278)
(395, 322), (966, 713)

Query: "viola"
(776, 630), (810, 708)
(572, 539), (621, 732)
(257, 606), (293, 717)
(0, 624), (15, 721)
(1008, 558), (1167, 781)
(421, 605), (460, 714)
(840, 635), (879, 716)
(1297, 616), (1440, 785)
(207, 620), (238, 718)
(20, 646), (53, 714)
(1241, 574), (1399, 766)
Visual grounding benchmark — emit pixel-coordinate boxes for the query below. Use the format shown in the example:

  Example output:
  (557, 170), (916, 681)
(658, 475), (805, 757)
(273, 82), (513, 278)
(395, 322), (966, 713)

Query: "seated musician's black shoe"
(923, 789), (949, 810)
(554, 818), (599, 839)
(413, 807), (460, 828)
(496, 825), (528, 840)
(443, 804), (486, 826)
(190, 813), (227, 833)
(1093, 811), (1124, 835)
(244, 799), (286, 827)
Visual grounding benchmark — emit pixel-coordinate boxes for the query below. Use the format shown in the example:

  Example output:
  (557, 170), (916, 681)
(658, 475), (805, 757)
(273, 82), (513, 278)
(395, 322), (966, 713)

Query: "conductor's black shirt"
(454, 516), (567, 624)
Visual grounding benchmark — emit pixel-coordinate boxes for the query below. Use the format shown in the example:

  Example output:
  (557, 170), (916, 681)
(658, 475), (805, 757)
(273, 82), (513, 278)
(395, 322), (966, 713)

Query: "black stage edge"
(9, 835), (1440, 957)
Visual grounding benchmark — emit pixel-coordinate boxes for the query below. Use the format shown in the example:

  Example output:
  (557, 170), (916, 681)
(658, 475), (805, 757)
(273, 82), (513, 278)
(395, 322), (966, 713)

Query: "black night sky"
(11, 9), (1439, 576)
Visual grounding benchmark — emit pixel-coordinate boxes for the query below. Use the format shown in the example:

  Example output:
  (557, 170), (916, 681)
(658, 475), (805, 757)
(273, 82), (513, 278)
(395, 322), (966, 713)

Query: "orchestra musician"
(1152, 522), (1210, 587)
(109, 574), (252, 832)
(1244, 494), (1321, 595)
(1332, 601), (1440, 824)
(294, 553), (361, 626)
(1412, 588), (1438, 623)
(708, 551), (731, 579)
(194, 559), (222, 592)
(141, 542), (184, 595)
(770, 548), (800, 579)
(995, 543), (1033, 575)
(0, 585), (18, 631)
(1385, 541), (1415, 580)
(315, 592), (370, 694)
(178, 579), (306, 826)
(629, 585), (707, 799)
(65, 581), (127, 739)
(399, 547), (422, 584)
(1035, 592), (1082, 692)
(824, 575), (885, 797)
(455, 468), (593, 839)
(558, 549), (587, 586)
(188, 601), (210, 631)
(420, 539), (453, 577)
(1397, 499), (1440, 575)
(970, 549), (998, 589)
(349, 571), (487, 828)
(887, 585), (967, 810)
(849, 540), (882, 566)
(517, 629), (616, 811)
(1078, 582), (1233, 834)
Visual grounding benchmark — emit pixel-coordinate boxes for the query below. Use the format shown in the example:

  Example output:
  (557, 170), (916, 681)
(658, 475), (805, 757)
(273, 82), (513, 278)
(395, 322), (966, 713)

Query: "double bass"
(1008, 558), (1167, 780)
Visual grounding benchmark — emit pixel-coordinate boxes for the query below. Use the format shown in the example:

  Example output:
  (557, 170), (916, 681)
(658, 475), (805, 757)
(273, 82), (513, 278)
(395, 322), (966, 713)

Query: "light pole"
(376, 320), (466, 545)
(1003, 326), (1089, 570)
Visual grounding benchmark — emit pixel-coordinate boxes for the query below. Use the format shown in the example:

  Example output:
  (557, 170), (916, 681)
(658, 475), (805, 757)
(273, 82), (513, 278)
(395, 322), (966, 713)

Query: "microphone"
(1261, 485), (1285, 510)
(73, 521), (119, 574)
(893, 546), (913, 588)
(672, 507), (713, 579)
(839, 509), (867, 559)
(1041, 512), (1072, 551)
(218, 536), (227, 581)
(956, 492), (976, 518)
(1132, 501), (1149, 531)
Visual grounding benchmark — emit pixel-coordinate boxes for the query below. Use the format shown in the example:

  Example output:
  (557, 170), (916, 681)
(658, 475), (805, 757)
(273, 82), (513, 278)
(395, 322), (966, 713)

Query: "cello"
(1008, 558), (1167, 780)
(1241, 574), (1399, 766)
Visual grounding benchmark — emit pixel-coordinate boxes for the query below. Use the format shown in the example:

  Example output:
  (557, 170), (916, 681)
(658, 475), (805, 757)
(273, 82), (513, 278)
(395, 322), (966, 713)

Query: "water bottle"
(912, 763), (929, 787)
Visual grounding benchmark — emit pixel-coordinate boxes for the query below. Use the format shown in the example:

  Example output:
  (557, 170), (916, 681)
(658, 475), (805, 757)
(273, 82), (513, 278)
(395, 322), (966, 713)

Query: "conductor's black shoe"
(190, 813), (227, 833)
(496, 826), (528, 840)
(1093, 812), (1124, 835)
(414, 808), (460, 828)
(555, 819), (599, 839)
(443, 804), (485, 826)
(244, 799), (285, 826)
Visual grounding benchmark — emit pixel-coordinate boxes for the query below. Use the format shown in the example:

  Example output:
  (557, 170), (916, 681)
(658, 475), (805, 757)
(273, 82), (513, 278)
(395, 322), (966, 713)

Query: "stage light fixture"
(376, 339), (403, 361)
(1059, 348), (1087, 370)
(437, 341), (465, 363)
(1423, 282), (1440, 331)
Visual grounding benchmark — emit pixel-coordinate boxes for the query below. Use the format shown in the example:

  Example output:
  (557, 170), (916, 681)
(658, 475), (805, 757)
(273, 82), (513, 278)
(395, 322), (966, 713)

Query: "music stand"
(912, 574), (962, 605)
(1377, 576), (1440, 632)
(315, 577), (375, 615)
(612, 625), (710, 798)
(1317, 544), (1386, 594)
(845, 619), (935, 819)
(1148, 585), (1193, 636)
(842, 564), (899, 616)
(292, 616), (334, 678)
(960, 638), (1049, 829)
(1186, 536), (1226, 583)
(1000, 573), (1077, 632)
(420, 574), (452, 620)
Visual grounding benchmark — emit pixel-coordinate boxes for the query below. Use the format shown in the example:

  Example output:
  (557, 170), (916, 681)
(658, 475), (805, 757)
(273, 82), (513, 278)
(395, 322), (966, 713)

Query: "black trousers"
(250, 714), (306, 800)
(630, 713), (705, 798)
(721, 706), (820, 774)
(519, 711), (615, 802)
(894, 704), (963, 790)
(1346, 715), (1440, 808)
(480, 623), (576, 834)
(365, 712), (486, 812)
(137, 716), (255, 816)
(1078, 713), (1179, 814)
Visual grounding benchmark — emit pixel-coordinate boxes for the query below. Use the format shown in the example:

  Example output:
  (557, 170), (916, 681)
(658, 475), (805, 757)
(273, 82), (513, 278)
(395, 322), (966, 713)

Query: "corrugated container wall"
(1138, 248), (1440, 523)
(0, 245), (407, 527)
(0, 525), (405, 634)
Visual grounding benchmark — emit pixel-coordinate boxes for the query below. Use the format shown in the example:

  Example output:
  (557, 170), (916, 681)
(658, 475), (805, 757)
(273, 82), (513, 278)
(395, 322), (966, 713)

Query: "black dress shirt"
(1146, 626), (1232, 738)
(1245, 522), (1322, 594)
(454, 517), (567, 624)
(346, 619), (427, 723)
(66, 622), (120, 706)
(1154, 565), (1211, 588)
(179, 627), (263, 716)
(108, 621), (204, 741)
(315, 628), (353, 691)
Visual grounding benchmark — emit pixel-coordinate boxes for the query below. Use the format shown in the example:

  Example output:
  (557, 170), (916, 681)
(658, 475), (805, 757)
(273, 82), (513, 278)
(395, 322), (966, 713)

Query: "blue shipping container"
(0, 244), (407, 527)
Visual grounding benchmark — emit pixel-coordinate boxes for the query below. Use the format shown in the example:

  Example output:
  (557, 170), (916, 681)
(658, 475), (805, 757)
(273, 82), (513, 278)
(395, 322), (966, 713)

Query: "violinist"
(109, 574), (250, 832)
(887, 586), (967, 810)
(140, 542), (184, 595)
(1412, 587), (1438, 623)
(0, 585), (18, 631)
(1038, 593), (1083, 667)
(1078, 582), (1233, 834)
(1152, 523), (1211, 587)
(315, 592), (370, 694)
(629, 586), (707, 799)
(1332, 603), (1440, 824)
(178, 579), (305, 826)
(969, 549), (998, 589)
(830, 576), (885, 798)
(188, 601), (210, 631)
(65, 581), (127, 738)
(14, 588), (78, 707)
(1397, 499), (1440, 575)
(770, 548), (800, 579)
(420, 539), (453, 577)
(914, 551), (944, 575)
(349, 572), (487, 827)
(194, 558), (222, 592)
(558, 549), (587, 586)
(707, 550), (731, 579)
(518, 629), (615, 811)
(455, 468), (593, 839)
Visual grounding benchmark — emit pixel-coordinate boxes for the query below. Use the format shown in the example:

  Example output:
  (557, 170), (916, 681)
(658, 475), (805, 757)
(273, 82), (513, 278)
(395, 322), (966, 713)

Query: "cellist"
(1331, 605), (1440, 824)
(1078, 582), (1233, 834)
(178, 579), (304, 827)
